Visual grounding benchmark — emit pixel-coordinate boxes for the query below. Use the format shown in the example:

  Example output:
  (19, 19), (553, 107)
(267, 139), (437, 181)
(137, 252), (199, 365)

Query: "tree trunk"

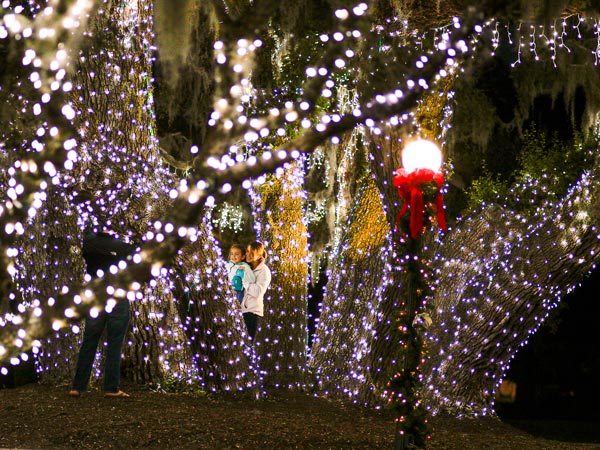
(423, 157), (600, 415)
(171, 235), (250, 393)
(35, 0), (175, 385)
(252, 165), (309, 389)
(21, 190), (85, 384)
(310, 174), (388, 402)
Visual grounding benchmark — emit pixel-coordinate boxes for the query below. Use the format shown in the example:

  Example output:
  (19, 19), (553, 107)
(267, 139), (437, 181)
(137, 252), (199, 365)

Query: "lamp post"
(390, 139), (445, 450)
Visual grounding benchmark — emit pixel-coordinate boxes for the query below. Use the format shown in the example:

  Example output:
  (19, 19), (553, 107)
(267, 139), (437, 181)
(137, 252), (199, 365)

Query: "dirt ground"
(0, 382), (599, 450)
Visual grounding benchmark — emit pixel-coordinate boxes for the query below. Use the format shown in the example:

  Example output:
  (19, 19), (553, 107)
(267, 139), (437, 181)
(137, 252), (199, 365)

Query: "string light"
(0, 0), (599, 423)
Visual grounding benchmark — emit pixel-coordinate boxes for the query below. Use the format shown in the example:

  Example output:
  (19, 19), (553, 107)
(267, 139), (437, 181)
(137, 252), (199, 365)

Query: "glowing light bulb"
(401, 139), (442, 173)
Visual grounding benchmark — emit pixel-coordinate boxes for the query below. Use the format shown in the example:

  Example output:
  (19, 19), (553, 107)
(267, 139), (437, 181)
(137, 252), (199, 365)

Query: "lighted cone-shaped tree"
(387, 139), (445, 450)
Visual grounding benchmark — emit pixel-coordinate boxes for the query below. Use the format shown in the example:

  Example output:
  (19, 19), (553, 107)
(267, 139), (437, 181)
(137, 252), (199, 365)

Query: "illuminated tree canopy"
(1, 0), (600, 422)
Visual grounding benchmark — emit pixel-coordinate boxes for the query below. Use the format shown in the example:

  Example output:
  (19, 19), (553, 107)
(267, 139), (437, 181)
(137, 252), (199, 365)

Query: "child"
(225, 244), (256, 303)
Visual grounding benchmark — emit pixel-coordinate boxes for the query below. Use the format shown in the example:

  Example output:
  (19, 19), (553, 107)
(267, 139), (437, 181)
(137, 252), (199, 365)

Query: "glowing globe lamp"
(401, 139), (442, 173)
(394, 138), (446, 238)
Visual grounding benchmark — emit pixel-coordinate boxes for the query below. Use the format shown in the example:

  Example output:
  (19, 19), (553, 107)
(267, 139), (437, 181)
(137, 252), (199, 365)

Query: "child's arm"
(225, 262), (235, 282)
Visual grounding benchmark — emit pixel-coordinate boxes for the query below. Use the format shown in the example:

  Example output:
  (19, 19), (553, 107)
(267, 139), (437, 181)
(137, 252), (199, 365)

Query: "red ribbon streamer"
(393, 168), (446, 239)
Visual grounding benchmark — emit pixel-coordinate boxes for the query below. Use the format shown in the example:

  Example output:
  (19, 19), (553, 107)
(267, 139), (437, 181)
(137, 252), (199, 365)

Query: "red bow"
(393, 168), (446, 239)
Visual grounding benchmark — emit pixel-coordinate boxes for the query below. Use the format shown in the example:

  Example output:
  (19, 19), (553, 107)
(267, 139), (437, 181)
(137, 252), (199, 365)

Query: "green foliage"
(387, 365), (430, 448)
(279, 35), (322, 93)
(151, 374), (207, 395)
(385, 235), (433, 448)
(464, 127), (596, 213)
(516, 126), (591, 197)
(386, 308), (430, 448)
(353, 135), (370, 181)
(464, 164), (509, 210)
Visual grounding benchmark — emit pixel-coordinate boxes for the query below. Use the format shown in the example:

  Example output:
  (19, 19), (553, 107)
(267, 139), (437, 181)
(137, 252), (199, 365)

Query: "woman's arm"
(241, 263), (256, 283)
(243, 265), (271, 298)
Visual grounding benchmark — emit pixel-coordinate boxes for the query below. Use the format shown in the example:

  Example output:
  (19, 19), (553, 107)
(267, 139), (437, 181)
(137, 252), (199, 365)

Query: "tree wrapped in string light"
(388, 139), (445, 450)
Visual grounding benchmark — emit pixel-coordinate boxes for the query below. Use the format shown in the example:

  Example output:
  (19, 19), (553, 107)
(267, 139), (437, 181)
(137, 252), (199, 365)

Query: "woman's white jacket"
(241, 261), (271, 317)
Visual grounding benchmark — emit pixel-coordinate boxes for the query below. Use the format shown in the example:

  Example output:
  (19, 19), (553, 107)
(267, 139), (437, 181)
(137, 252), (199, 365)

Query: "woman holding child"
(240, 241), (271, 341)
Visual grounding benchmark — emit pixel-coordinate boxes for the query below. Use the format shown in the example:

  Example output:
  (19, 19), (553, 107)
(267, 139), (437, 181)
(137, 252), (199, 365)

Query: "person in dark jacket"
(69, 231), (136, 398)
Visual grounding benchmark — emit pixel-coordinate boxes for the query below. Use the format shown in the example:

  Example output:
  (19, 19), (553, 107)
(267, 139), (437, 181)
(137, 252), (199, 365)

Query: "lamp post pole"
(391, 139), (445, 450)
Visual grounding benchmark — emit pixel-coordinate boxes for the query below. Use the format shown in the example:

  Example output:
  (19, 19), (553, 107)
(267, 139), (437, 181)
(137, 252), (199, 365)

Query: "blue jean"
(236, 289), (244, 303)
(72, 300), (130, 393)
